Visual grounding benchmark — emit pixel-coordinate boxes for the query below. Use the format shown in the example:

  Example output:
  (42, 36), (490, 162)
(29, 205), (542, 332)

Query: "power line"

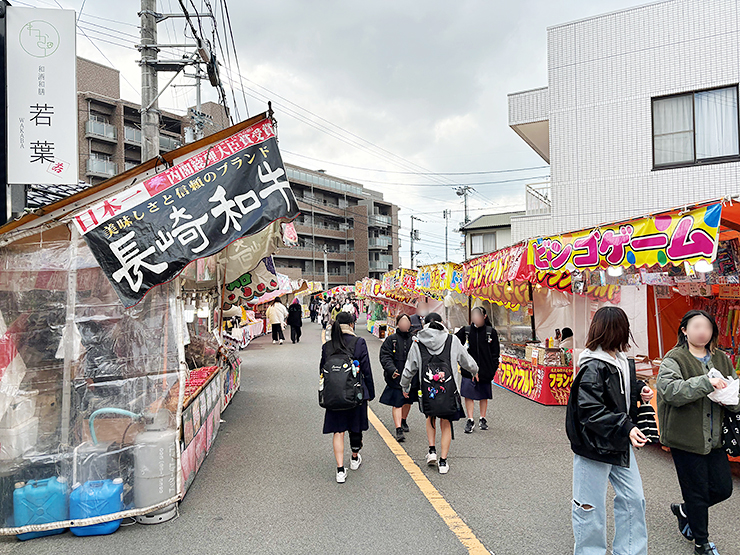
(221, 0), (249, 117)
(282, 149), (550, 176)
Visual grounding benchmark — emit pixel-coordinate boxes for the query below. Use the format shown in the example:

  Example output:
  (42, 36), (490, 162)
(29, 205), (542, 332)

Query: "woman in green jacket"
(657, 310), (740, 555)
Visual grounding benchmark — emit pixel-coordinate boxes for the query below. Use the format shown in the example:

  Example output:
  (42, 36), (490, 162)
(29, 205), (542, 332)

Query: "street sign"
(6, 7), (77, 185)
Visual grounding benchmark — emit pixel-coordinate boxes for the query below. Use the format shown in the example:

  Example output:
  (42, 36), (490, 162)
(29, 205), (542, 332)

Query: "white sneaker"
(350, 453), (362, 471)
(279, 339), (284, 344)
(272, 340), (277, 344)
(426, 452), (438, 466)
(336, 469), (347, 483)
(438, 459), (449, 474)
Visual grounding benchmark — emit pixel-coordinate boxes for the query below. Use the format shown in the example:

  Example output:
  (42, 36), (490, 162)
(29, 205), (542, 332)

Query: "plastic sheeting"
(532, 285), (649, 363)
(0, 230), (183, 534)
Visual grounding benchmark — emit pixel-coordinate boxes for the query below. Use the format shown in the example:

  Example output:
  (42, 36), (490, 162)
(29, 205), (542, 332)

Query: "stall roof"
(0, 111), (269, 239)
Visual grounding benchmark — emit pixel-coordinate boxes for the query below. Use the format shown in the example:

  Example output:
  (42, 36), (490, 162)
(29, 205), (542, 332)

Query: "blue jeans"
(572, 448), (647, 555)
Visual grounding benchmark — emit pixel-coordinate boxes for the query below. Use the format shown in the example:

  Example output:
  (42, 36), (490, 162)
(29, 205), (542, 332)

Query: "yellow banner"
(528, 203), (722, 271)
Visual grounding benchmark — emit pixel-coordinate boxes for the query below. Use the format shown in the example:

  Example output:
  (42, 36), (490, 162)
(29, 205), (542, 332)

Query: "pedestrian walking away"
(266, 299), (288, 344)
(379, 313), (416, 442)
(320, 299), (331, 330)
(565, 306), (653, 555)
(401, 312), (478, 475)
(657, 310), (740, 555)
(455, 306), (500, 434)
(287, 298), (303, 343)
(309, 296), (318, 323)
(319, 311), (375, 484)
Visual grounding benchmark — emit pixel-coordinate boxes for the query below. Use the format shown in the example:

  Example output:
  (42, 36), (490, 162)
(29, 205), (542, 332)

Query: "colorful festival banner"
(462, 243), (531, 294)
(79, 117), (299, 307)
(222, 256), (280, 309)
(415, 263), (464, 299)
(495, 355), (573, 406)
(472, 282), (529, 311)
(528, 203), (722, 273)
(532, 270), (621, 304)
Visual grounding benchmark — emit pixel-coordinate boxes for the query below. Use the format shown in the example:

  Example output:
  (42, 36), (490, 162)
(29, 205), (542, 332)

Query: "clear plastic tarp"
(0, 227), (183, 535)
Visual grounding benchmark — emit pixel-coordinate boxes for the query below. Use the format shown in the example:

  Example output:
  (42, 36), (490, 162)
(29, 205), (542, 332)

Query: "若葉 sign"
(6, 8), (78, 184)
(77, 117), (300, 308)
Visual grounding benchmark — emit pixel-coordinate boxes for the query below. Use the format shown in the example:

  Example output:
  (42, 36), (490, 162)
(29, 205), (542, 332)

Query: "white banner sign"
(6, 7), (78, 185)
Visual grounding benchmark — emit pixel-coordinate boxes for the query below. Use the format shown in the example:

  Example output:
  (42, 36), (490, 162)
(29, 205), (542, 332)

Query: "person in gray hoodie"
(401, 312), (479, 474)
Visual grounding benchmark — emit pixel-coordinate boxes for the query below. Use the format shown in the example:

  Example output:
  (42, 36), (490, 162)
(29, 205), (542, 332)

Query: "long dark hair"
(330, 311), (355, 353)
(585, 306), (632, 352)
(471, 306), (492, 328)
(424, 312), (444, 331)
(677, 309), (719, 352)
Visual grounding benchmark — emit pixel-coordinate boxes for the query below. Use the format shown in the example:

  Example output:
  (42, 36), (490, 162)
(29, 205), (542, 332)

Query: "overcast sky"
(20, 0), (646, 266)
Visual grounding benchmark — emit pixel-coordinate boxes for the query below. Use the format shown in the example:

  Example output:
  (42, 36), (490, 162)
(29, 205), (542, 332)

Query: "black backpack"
(418, 336), (461, 419)
(319, 337), (363, 410)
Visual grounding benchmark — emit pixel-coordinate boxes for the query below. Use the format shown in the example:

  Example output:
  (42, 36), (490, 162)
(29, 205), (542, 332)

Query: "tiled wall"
(513, 0), (740, 241)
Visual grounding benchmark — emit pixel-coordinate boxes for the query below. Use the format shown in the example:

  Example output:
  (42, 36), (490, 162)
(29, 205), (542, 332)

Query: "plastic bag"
(707, 369), (740, 406)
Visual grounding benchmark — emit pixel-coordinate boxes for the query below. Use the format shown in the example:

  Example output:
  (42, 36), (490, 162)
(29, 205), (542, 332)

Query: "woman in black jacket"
(379, 314), (416, 442)
(455, 307), (500, 434)
(320, 311), (375, 484)
(287, 299), (303, 343)
(565, 306), (654, 555)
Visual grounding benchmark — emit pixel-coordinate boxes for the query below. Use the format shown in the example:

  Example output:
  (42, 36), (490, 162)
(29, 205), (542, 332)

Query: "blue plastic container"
(69, 479), (123, 536)
(13, 477), (69, 540)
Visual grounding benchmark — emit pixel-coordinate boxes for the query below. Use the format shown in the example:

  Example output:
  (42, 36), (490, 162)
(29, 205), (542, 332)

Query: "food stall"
(0, 112), (300, 538)
(414, 263), (468, 330)
(461, 244), (575, 406)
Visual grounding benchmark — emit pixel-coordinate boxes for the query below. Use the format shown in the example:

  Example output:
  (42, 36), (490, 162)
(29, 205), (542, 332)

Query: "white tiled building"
(509, 0), (740, 242)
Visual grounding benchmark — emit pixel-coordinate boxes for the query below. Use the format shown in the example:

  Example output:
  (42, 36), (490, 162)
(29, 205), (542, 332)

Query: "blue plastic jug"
(13, 477), (69, 540)
(69, 479), (124, 536)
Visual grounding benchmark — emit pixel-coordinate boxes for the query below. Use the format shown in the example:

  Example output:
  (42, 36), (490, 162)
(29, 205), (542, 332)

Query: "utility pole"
(456, 186), (473, 226)
(140, 0), (160, 162)
(443, 209), (451, 261)
(410, 215), (422, 269)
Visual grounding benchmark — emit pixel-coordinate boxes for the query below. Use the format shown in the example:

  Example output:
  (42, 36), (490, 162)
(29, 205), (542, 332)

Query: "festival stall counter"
(529, 198), (740, 463)
(0, 112), (300, 539)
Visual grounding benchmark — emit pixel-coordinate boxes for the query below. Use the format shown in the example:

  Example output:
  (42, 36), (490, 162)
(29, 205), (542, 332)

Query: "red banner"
(494, 355), (573, 406)
(462, 243), (532, 294)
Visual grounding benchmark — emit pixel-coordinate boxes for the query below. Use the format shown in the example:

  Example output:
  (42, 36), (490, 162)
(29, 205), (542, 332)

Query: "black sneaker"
(395, 428), (406, 443)
(695, 542), (720, 555)
(464, 419), (475, 434)
(401, 420), (410, 433)
(671, 503), (694, 541)
(479, 417), (489, 431)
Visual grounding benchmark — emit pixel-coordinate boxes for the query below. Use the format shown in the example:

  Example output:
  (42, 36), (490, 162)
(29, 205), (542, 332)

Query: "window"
(653, 86), (739, 168)
(471, 232), (496, 255)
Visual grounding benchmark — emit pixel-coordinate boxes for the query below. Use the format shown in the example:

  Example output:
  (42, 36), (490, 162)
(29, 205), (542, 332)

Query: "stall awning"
(527, 201), (723, 273)
(414, 263), (463, 299)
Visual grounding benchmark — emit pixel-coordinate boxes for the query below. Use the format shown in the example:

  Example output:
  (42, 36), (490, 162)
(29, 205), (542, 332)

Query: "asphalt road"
(1, 318), (739, 554)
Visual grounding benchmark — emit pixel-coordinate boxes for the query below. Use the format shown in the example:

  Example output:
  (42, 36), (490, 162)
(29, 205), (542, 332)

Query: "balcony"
(369, 260), (391, 272)
(525, 182), (551, 216)
(369, 214), (392, 227)
(124, 126), (142, 146)
(159, 134), (182, 152)
(85, 120), (117, 143)
(86, 158), (118, 178)
(369, 235), (392, 249)
(124, 161), (140, 172)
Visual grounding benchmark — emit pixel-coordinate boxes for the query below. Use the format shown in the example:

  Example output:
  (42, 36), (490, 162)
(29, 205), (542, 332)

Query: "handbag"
(722, 411), (740, 457)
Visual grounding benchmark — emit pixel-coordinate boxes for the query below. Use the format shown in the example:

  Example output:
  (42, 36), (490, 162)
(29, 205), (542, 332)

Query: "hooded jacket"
(379, 331), (414, 389)
(565, 347), (645, 467)
(400, 324), (479, 394)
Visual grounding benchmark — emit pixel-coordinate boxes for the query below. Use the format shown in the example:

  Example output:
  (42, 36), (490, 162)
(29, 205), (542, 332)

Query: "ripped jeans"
(572, 448), (647, 555)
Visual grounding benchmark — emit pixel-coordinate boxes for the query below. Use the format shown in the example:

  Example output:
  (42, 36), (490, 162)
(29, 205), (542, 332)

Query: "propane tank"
(133, 410), (177, 524)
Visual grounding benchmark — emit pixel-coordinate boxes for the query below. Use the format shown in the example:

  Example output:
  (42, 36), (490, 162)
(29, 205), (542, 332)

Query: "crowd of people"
(264, 290), (739, 555)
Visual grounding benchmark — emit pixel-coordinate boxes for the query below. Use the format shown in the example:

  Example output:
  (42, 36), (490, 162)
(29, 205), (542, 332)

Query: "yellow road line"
(367, 408), (490, 555)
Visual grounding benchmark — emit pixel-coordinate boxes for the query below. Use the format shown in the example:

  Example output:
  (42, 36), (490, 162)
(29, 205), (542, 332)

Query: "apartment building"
(508, 0), (740, 242)
(76, 57), (229, 186)
(277, 164), (401, 286)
